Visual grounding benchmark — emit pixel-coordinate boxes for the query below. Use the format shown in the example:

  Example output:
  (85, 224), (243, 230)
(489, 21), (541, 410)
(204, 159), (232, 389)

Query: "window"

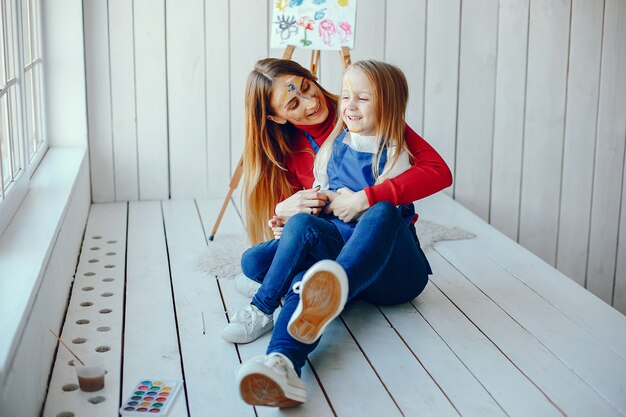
(0, 0), (46, 236)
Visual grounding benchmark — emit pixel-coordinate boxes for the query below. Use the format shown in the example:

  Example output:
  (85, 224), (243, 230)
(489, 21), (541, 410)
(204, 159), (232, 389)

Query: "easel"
(208, 45), (352, 240)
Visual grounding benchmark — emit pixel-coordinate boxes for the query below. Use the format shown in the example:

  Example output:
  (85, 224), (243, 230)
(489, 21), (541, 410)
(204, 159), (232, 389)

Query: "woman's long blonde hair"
(243, 58), (337, 244)
(314, 60), (411, 183)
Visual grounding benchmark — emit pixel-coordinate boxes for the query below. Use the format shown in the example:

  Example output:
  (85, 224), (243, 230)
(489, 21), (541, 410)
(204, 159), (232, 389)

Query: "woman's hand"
(326, 188), (370, 222)
(268, 216), (285, 239)
(275, 186), (329, 219)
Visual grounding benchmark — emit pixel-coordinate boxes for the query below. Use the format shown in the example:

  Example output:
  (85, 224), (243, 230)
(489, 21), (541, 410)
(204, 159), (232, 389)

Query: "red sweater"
(284, 108), (453, 208)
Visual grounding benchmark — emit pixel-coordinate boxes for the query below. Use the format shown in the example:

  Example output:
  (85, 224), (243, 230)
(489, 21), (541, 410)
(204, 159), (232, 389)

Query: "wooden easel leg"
(339, 46), (352, 69)
(208, 157), (244, 241)
(310, 50), (321, 76)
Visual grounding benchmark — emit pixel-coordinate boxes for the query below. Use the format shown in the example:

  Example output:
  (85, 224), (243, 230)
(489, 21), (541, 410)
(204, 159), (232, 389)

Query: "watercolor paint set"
(119, 379), (183, 415)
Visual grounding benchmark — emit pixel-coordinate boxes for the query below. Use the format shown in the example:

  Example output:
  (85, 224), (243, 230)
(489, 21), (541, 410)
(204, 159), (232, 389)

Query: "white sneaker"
(287, 259), (349, 344)
(235, 273), (261, 298)
(222, 304), (274, 344)
(237, 353), (306, 407)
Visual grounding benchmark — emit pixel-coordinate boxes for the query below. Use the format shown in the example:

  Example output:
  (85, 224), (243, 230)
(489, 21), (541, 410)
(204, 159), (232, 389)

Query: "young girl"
(223, 60), (423, 345)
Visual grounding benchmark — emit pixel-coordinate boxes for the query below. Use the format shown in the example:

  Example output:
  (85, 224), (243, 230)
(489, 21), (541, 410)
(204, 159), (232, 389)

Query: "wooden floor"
(42, 193), (626, 417)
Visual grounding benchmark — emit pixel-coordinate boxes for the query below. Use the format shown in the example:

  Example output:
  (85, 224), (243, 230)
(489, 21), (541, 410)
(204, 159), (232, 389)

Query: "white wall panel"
(166, 0), (207, 199)
(84, 0), (115, 203)
(109, 0), (139, 201)
(489, 0), (529, 240)
(455, 0), (499, 220)
(134, 0), (169, 200)
(423, 0), (461, 188)
(206, 0), (231, 194)
(556, 0), (604, 286)
(385, 0), (426, 134)
(586, 0), (626, 303)
(519, 0), (570, 265)
(229, 0), (269, 181)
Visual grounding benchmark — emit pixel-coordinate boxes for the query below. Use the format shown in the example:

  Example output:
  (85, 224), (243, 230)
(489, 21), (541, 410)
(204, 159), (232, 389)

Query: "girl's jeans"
(240, 202), (431, 374)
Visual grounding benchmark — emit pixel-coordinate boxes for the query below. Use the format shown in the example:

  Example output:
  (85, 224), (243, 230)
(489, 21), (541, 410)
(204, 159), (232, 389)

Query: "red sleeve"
(363, 124), (453, 206)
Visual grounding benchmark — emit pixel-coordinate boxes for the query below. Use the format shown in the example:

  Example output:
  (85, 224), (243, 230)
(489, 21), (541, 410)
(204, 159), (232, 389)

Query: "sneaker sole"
(288, 270), (345, 344)
(240, 373), (305, 408)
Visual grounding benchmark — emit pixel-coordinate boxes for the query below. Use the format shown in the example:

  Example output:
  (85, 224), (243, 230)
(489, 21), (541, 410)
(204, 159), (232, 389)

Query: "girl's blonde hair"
(243, 58), (337, 244)
(314, 60), (411, 183)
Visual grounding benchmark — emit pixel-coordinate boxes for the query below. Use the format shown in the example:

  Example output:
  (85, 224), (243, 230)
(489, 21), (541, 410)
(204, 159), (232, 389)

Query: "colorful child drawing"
(298, 16), (314, 46)
(275, 14), (299, 40)
(270, 0), (356, 50)
(318, 19), (336, 46)
(338, 21), (351, 42)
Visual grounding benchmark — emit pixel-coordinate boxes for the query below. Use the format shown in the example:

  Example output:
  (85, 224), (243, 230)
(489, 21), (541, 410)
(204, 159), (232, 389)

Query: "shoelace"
(229, 305), (265, 325)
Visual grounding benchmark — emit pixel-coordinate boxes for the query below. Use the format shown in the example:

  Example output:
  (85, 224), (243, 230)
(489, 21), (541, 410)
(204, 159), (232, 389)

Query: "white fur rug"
(200, 219), (475, 280)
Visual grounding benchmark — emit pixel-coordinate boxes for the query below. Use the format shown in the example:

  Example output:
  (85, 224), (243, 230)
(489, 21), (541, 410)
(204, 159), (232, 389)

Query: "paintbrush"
(49, 329), (86, 366)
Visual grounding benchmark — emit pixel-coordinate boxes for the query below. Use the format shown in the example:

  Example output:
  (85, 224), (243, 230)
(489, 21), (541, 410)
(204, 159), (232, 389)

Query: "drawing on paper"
(271, 0), (357, 51)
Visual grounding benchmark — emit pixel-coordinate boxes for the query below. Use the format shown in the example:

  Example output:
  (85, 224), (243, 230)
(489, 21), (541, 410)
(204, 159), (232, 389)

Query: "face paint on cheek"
(289, 112), (302, 122)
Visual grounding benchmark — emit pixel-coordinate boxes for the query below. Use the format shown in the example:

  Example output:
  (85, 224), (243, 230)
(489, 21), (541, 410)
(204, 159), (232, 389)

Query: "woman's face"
(268, 75), (329, 126)
(341, 68), (376, 136)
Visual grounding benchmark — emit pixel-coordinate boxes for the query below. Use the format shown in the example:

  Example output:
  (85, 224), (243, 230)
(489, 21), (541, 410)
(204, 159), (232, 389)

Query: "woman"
(234, 58), (452, 408)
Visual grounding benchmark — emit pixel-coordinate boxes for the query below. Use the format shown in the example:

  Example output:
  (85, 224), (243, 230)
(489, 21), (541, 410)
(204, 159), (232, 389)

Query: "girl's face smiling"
(268, 75), (329, 126)
(341, 68), (376, 136)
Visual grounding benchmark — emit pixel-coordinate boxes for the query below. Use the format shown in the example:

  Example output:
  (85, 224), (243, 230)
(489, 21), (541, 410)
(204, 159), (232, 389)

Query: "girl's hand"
(275, 186), (329, 219)
(268, 216), (285, 239)
(327, 188), (370, 222)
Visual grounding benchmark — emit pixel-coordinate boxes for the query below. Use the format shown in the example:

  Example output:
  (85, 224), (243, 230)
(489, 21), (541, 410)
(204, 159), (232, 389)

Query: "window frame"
(0, 0), (47, 237)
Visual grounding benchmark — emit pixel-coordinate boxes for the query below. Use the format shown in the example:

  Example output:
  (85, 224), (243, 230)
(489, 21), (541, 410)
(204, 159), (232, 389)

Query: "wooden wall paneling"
(166, 0), (207, 199)
(84, 0), (115, 203)
(489, 0), (529, 240)
(109, 0), (139, 201)
(319, 47), (344, 96)
(350, 0), (385, 61)
(385, 0), (426, 134)
(454, 0), (499, 220)
(586, 0), (626, 303)
(206, 0), (232, 197)
(518, 0), (570, 265)
(423, 0), (461, 194)
(614, 162), (626, 313)
(229, 0), (269, 185)
(555, 0), (604, 286)
(134, 0), (169, 200)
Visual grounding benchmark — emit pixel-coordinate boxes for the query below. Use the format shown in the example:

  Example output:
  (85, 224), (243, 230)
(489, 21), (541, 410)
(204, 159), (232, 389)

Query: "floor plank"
(162, 200), (253, 417)
(43, 203), (127, 417)
(381, 300), (508, 417)
(413, 285), (562, 417)
(417, 193), (626, 358)
(435, 240), (626, 413)
(125, 201), (188, 416)
(428, 250), (622, 417)
(341, 301), (460, 416)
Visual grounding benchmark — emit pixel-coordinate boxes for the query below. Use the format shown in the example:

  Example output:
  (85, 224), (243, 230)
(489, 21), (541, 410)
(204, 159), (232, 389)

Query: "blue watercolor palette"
(119, 379), (182, 415)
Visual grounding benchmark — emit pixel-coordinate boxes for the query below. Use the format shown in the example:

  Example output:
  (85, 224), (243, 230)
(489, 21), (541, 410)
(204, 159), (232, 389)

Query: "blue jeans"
(241, 202), (431, 374)
(243, 214), (345, 314)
